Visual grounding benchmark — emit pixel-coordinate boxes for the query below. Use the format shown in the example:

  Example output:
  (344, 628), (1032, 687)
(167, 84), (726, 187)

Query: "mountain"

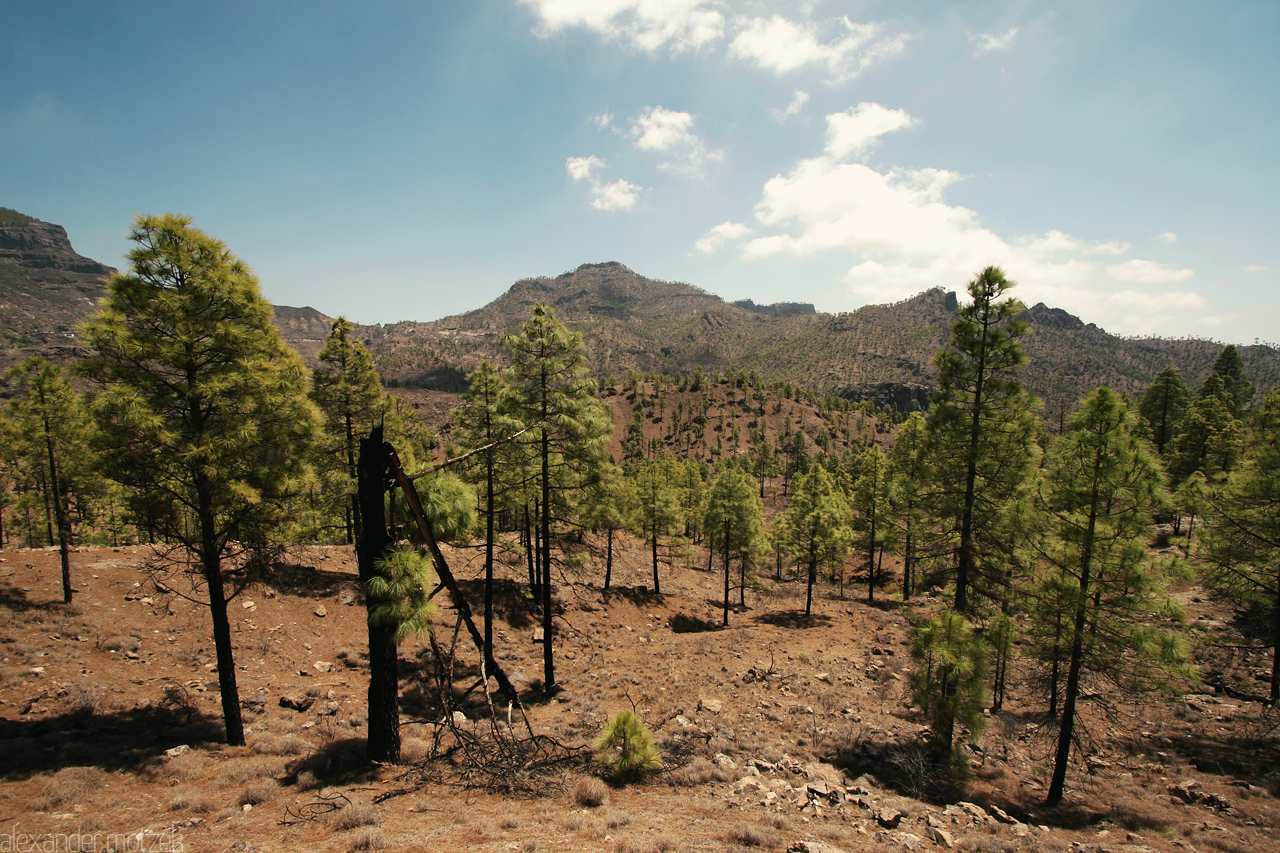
(0, 208), (116, 371)
(357, 262), (1280, 411)
(2, 210), (1277, 412)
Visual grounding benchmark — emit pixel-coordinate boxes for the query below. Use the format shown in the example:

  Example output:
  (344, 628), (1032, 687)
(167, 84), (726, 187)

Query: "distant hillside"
(0, 209), (116, 371)
(2, 212), (1277, 414)
(357, 262), (1280, 411)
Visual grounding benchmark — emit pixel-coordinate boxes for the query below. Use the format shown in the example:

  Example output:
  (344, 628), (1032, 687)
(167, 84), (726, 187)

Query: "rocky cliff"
(0, 211), (116, 370)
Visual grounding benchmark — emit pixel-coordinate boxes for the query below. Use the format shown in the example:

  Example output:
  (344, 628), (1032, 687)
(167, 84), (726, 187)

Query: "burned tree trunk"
(357, 426), (400, 763)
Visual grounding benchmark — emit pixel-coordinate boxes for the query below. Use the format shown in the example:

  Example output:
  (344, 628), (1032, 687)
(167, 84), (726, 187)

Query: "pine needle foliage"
(367, 547), (437, 645)
(593, 709), (662, 783)
(909, 608), (988, 773)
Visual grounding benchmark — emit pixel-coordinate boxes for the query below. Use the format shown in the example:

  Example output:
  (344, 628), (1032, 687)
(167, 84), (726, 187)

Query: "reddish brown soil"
(1, 539), (1277, 853)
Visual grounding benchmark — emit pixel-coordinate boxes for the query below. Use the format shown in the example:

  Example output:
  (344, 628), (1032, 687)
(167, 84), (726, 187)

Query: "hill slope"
(2, 210), (1277, 411)
(0, 208), (115, 371)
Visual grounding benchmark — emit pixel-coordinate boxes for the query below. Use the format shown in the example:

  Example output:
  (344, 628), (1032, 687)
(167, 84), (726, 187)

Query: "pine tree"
(1206, 344), (1255, 419)
(310, 317), (385, 544)
(81, 214), (321, 746)
(7, 358), (95, 602)
(503, 304), (611, 693)
(452, 360), (520, 656)
(850, 445), (893, 603)
(888, 413), (932, 600)
(1167, 375), (1243, 485)
(1202, 388), (1280, 702)
(927, 266), (1038, 613)
(777, 464), (852, 617)
(1135, 366), (1191, 457)
(1031, 387), (1189, 805)
(634, 456), (683, 595)
(581, 462), (638, 590)
(909, 608), (988, 771)
(704, 466), (765, 625)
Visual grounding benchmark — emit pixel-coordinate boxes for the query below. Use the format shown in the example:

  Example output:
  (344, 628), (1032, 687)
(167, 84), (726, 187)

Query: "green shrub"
(593, 710), (661, 783)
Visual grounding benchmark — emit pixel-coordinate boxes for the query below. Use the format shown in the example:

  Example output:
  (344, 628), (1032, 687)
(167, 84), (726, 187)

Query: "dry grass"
(573, 776), (610, 807)
(399, 737), (431, 763)
(348, 827), (387, 850)
(727, 822), (783, 848)
(330, 800), (379, 831)
(238, 779), (279, 806)
(99, 634), (139, 654)
(168, 789), (218, 813)
(31, 767), (107, 811)
(251, 733), (309, 756)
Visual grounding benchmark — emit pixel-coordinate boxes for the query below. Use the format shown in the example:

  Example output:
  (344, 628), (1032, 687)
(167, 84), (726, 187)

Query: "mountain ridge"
(2, 212), (1277, 411)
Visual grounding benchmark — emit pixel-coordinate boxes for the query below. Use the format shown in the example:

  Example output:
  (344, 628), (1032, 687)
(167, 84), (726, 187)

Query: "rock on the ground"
(925, 826), (954, 848)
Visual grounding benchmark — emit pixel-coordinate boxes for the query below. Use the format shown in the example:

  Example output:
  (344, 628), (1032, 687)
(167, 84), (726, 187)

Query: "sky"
(2, 1), (1277, 345)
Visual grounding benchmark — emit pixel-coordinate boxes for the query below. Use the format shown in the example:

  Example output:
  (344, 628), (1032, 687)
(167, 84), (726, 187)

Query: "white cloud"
(565, 155), (606, 182)
(970, 27), (1019, 54)
(730, 15), (906, 80)
(628, 106), (721, 174)
(1245, 264), (1265, 273)
(1159, 231), (1178, 243)
(520, 0), (724, 54)
(593, 113), (614, 130)
(694, 221), (753, 254)
(730, 106), (1204, 335)
(630, 106), (696, 151)
(566, 155), (640, 211)
(824, 102), (916, 159)
(769, 90), (810, 122)
(592, 179), (641, 211)
(1107, 259), (1195, 283)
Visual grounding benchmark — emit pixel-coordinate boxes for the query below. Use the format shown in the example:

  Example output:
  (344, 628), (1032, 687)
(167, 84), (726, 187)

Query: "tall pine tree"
(82, 214), (321, 746)
(927, 266), (1038, 613)
(502, 305), (610, 693)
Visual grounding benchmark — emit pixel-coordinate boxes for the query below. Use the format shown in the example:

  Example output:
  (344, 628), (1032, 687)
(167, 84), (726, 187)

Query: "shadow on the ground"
(257, 560), (358, 600)
(600, 585), (666, 607)
(283, 737), (380, 788)
(0, 705), (222, 781)
(0, 578), (40, 612)
(453, 577), (536, 628)
(753, 610), (833, 629)
(669, 613), (722, 633)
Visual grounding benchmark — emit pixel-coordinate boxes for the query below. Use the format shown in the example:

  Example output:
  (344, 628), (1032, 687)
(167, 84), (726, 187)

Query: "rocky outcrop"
(838, 381), (933, 413)
(0, 220), (114, 276)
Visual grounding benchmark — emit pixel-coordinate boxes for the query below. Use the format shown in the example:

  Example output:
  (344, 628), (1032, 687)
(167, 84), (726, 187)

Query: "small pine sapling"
(593, 710), (662, 783)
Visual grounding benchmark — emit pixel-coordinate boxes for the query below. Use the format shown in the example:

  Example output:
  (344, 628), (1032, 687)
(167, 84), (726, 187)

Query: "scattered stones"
(313, 661), (332, 673)
(875, 807), (904, 829)
(314, 605), (327, 618)
(280, 694), (315, 712)
(924, 825), (954, 848)
(987, 804), (1018, 824)
(316, 700), (341, 716)
(787, 840), (850, 853)
(165, 745), (190, 757)
(241, 600), (256, 611)
(699, 697), (723, 714)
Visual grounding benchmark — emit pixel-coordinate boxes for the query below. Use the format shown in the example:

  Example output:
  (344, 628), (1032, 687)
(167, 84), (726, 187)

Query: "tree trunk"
(604, 527), (613, 590)
(540, 427), (556, 693)
(196, 475), (244, 747)
(483, 450), (495, 659)
(722, 517), (731, 626)
(357, 428), (399, 763)
(43, 411), (72, 604)
(651, 521), (661, 595)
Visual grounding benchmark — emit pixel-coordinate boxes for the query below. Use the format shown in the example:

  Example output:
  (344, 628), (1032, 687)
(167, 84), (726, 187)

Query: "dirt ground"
(1, 537), (1278, 853)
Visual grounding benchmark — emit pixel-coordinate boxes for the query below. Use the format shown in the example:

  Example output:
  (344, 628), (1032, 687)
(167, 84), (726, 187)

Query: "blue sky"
(3, 1), (1277, 344)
